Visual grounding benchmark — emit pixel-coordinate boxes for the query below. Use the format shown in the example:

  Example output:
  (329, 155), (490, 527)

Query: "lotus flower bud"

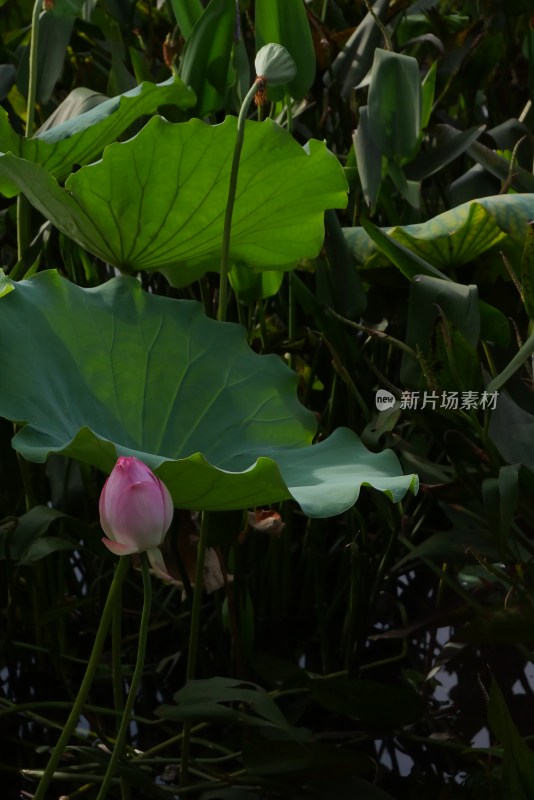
(99, 456), (175, 581)
(254, 43), (297, 86)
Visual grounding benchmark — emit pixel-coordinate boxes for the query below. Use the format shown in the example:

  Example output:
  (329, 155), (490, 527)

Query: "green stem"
(326, 306), (418, 359)
(26, 0), (41, 138)
(0, 698), (154, 724)
(111, 596), (124, 730)
(16, 197), (31, 264)
(288, 277), (296, 371)
(218, 80), (261, 322)
(284, 92), (293, 133)
(96, 554), (152, 800)
(17, 0), (41, 261)
(257, 296), (269, 352)
(363, 0), (392, 51)
(180, 511), (210, 787)
(198, 276), (212, 318)
(111, 586), (130, 800)
(33, 557), (130, 800)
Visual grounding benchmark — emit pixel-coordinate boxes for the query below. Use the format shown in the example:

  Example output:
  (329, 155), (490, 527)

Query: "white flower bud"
(254, 43), (297, 85)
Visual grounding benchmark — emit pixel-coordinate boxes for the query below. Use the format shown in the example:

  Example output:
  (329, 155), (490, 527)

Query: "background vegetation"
(1, 0), (534, 797)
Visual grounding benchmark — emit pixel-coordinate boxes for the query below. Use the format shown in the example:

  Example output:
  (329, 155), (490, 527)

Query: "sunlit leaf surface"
(0, 271), (416, 517)
(0, 117), (347, 286)
(345, 195), (534, 268)
(0, 76), (195, 197)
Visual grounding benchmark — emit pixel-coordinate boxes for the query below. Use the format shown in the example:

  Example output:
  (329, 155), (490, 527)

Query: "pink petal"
(99, 457), (174, 553)
(102, 537), (139, 556)
(99, 475), (113, 539)
(112, 483), (168, 548)
(158, 480), (175, 532)
(118, 456), (154, 483)
(146, 548), (180, 585)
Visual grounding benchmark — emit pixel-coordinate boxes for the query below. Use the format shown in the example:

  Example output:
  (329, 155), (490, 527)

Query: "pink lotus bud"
(99, 456), (175, 581)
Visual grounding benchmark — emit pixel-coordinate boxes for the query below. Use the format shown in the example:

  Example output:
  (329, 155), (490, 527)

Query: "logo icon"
(375, 389), (395, 410)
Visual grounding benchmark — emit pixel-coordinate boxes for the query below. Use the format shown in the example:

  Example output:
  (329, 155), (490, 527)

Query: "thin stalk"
(33, 557), (130, 800)
(26, 0), (41, 137)
(398, 535), (487, 612)
(321, 335), (370, 422)
(16, 194), (31, 275)
(96, 554), (152, 800)
(17, 0), (41, 260)
(16, 439), (37, 510)
(0, 699), (153, 724)
(180, 510), (210, 787)
(236, 295), (246, 327)
(198, 276), (213, 318)
(256, 295), (269, 352)
(288, 277), (296, 371)
(284, 92), (293, 133)
(310, 518), (331, 673)
(326, 307), (418, 359)
(218, 80), (261, 322)
(216, 547), (245, 677)
(25, 770), (120, 785)
(111, 590), (130, 800)
(111, 600), (124, 729)
(363, 0), (392, 51)
(131, 722), (208, 761)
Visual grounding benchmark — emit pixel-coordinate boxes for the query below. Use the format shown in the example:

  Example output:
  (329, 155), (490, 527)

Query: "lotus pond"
(1, 1), (534, 798)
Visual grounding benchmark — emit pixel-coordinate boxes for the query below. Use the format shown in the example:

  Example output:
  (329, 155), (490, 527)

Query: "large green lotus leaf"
(0, 76), (195, 198)
(344, 195), (534, 269)
(0, 116), (347, 287)
(0, 271), (416, 517)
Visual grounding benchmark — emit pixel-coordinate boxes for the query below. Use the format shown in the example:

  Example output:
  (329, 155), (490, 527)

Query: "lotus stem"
(17, 0), (41, 260)
(111, 587), (130, 800)
(96, 554), (152, 800)
(26, 0), (41, 138)
(180, 510), (210, 787)
(33, 556), (130, 800)
(218, 79), (262, 322)
(363, 0), (392, 52)
(112, 599), (124, 723)
(285, 92), (293, 133)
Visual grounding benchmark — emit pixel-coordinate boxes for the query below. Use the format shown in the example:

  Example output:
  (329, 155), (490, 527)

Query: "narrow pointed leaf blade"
(179, 0), (236, 117)
(255, 0), (315, 100)
(488, 677), (534, 797)
(157, 677), (309, 740)
(405, 124), (485, 182)
(324, 0), (389, 96)
(367, 49), (422, 159)
(169, 0), (203, 39)
(17, 11), (75, 105)
(353, 106), (382, 212)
